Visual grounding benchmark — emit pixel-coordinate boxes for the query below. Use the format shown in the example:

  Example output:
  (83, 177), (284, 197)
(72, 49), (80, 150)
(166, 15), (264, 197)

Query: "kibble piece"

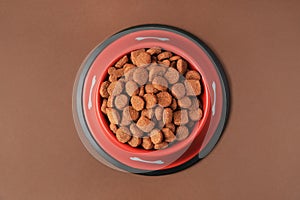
(177, 59), (188, 74)
(185, 70), (201, 80)
(185, 80), (201, 96)
(187, 121), (195, 129)
(109, 74), (118, 82)
(149, 66), (166, 81)
(131, 50), (151, 67)
(114, 68), (124, 78)
(114, 94), (129, 110)
(144, 94), (157, 109)
(107, 95), (114, 107)
(115, 55), (128, 68)
(164, 67), (179, 84)
(189, 97), (201, 110)
(146, 47), (162, 55)
(138, 85), (145, 96)
(157, 51), (172, 60)
(116, 126), (131, 143)
(142, 136), (154, 150)
(169, 55), (181, 61)
(108, 67), (116, 75)
(170, 98), (177, 110)
(128, 136), (142, 147)
(162, 108), (173, 124)
(162, 128), (176, 142)
(136, 116), (155, 132)
(131, 96), (145, 111)
(124, 106), (139, 121)
(189, 108), (203, 121)
(124, 64), (136, 81)
(165, 123), (175, 132)
(156, 92), (172, 107)
(152, 76), (168, 91)
(101, 99), (108, 114)
(178, 96), (192, 108)
(125, 80), (139, 96)
(141, 108), (154, 119)
(107, 81), (123, 96)
(106, 108), (120, 125)
(129, 124), (143, 138)
(133, 68), (148, 85)
(156, 120), (165, 130)
(109, 123), (118, 133)
(154, 142), (168, 150)
(171, 83), (186, 99)
(160, 59), (170, 67)
(155, 106), (163, 120)
(150, 129), (163, 144)
(176, 126), (189, 141)
(99, 81), (110, 98)
(145, 84), (158, 94)
(173, 109), (189, 125)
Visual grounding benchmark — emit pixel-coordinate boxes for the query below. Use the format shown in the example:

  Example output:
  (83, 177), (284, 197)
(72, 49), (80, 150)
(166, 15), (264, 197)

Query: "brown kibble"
(108, 67), (116, 75)
(149, 65), (166, 81)
(145, 84), (158, 94)
(131, 50), (151, 67)
(162, 128), (176, 142)
(107, 95), (114, 107)
(125, 81), (139, 96)
(176, 126), (189, 141)
(178, 96), (192, 108)
(189, 108), (203, 121)
(130, 124), (143, 138)
(152, 76), (168, 91)
(131, 95), (144, 111)
(133, 68), (148, 85)
(164, 67), (179, 84)
(171, 83), (186, 99)
(107, 81), (123, 96)
(156, 92), (172, 107)
(106, 108), (120, 125)
(142, 136), (154, 150)
(185, 80), (201, 96)
(136, 116), (155, 132)
(115, 55), (128, 68)
(173, 109), (189, 125)
(150, 129), (163, 144)
(116, 126), (131, 143)
(141, 108), (154, 119)
(146, 47), (162, 55)
(165, 123), (175, 132)
(109, 123), (118, 133)
(154, 106), (163, 120)
(125, 106), (139, 122)
(109, 74), (118, 82)
(154, 142), (168, 150)
(162, 108), (173, 124)
(160, 59), (170, 67)
(177, 59), (188, 74)
(124, 64), (136, 81)
(169, 55), (181, 61)
(99, 81), (110, 98)
(114, 94), (129, 110)
(114, 68), (124, 78)
(101, 99), (108, 114)
(157, 51), (172, 60)
(187, 121), (195, 129)
(138, 85), (144, 96)
(170, 98), (177, 110)
(185, 70), (201, 80)
(189, 97), (201, 110)
(144, 93), (157, 109)
(128, 136), (142, 147)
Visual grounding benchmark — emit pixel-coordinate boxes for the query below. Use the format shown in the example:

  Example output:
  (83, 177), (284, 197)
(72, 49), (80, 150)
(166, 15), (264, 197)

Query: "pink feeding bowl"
(72, 24), (230, 175)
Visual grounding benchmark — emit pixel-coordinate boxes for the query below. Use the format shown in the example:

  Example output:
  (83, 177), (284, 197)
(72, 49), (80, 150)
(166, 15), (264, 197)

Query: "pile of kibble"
(99, 47), (203, 150)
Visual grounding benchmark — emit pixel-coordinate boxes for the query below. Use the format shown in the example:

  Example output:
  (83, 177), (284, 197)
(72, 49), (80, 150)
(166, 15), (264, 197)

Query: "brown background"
(1, 0), (299, 199)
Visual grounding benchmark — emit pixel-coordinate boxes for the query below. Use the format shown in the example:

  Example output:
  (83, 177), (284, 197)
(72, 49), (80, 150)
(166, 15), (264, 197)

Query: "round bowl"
(72, 24), (230, 175)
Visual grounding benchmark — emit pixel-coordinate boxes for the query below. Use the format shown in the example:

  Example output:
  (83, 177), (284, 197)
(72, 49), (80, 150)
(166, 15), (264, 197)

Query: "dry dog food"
(99, 47), (203, 150)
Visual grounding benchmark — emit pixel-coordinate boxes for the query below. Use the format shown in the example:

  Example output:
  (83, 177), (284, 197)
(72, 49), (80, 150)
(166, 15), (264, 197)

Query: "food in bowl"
(99, 47), (203, 150)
